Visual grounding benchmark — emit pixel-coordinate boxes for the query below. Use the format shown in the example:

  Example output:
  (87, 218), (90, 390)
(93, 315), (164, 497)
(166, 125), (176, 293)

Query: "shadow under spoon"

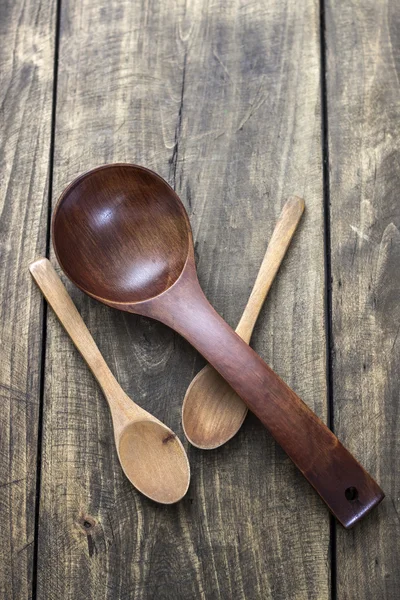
(182, 196), (304, 449)
(30, 258), (190, 504)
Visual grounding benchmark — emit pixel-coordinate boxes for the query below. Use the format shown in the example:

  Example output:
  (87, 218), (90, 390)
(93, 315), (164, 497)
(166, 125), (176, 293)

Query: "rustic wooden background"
(1, 0), (399, 598)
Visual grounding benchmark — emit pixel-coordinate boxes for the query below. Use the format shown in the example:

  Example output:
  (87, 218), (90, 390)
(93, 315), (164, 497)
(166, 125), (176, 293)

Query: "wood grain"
(0, 0), (56, 596)
(326, 0), (400, 596)
(38, 0), (328, 598)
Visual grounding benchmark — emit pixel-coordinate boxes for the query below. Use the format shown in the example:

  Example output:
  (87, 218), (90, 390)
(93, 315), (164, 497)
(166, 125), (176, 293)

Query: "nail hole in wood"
(77, 513), (96, 534)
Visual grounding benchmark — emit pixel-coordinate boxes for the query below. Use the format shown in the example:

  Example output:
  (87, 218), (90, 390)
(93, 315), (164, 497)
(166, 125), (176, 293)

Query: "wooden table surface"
(1, 0), (399, 598)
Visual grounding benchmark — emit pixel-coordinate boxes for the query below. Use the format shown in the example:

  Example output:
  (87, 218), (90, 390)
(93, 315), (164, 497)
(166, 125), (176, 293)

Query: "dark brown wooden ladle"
(52, 163), (384, 528)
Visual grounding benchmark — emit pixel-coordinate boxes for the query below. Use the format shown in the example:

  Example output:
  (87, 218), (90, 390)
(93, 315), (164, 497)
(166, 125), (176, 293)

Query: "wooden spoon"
(182, 196), (304, 449)
(52, 164), (384, 528)
(29, 258), (190, 504)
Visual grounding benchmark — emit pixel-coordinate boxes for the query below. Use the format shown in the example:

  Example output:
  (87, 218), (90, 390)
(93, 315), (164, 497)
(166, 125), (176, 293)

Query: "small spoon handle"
(29, 259), (131, 410)
(235, 196), (304, 343)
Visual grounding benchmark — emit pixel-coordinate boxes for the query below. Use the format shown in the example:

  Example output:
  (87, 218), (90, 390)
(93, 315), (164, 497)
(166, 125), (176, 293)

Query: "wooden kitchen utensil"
(52, 164), (384, 528)
(30, 258), (190, 504)
(182, 196), (304, 449)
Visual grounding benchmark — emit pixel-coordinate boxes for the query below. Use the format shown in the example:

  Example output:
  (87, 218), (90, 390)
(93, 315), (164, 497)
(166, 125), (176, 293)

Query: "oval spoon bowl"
(118, 420), (190, 504)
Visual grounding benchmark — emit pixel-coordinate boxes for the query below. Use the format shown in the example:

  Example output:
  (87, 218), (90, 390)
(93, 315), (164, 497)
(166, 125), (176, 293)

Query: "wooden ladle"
(182, 196), (304, 449)
(30, 258), (190, 504)
(52, 164), (384, 528)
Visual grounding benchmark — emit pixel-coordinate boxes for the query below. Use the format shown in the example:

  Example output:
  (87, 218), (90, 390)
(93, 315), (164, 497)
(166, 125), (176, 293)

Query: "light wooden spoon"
(30, 258), (190, 504)
(182, 196), (305, 449)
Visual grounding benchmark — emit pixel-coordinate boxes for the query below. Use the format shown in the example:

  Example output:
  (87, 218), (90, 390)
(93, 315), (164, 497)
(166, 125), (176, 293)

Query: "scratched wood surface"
(326, 0), (400, 597)
(0, 0), (56, 597)
(35, 0), (328, 598)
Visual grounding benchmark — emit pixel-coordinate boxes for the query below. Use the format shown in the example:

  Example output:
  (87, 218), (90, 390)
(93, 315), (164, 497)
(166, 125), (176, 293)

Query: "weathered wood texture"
(36, 0), (328, 598)
(326, 0), (400, 597)
(0, 0), (55, 597)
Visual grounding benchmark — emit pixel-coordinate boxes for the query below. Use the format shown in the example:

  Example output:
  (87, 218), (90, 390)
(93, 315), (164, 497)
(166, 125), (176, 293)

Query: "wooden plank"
(0, 0), (56, 597)
(325, 0), (400, 597)
(38, 0), (329, 597)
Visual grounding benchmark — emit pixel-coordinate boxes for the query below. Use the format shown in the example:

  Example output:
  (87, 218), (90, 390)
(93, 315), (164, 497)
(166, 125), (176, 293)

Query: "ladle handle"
(153, 278), (384, 528)
(235, 196), (305, 344)
(29, 259), (125, 404)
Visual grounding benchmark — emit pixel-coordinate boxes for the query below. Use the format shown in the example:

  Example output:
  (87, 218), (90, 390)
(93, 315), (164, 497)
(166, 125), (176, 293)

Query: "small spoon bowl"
(118, 420), (189, 504)
(53, 164), (191, 304)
